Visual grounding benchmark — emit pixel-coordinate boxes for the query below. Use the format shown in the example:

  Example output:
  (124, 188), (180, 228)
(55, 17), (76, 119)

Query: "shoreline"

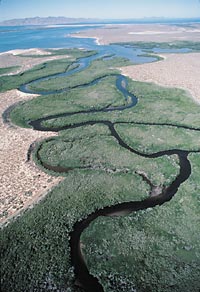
(69, 33), (102, 45)
(0, 48), (52, 56)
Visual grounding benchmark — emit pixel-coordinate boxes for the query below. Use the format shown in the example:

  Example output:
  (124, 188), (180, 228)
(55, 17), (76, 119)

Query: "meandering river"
(10, 50), (199, 291)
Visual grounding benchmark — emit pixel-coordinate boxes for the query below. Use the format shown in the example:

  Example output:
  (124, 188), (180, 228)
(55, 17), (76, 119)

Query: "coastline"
(69, 33), (102, 45)
(0, 48), (52, 56)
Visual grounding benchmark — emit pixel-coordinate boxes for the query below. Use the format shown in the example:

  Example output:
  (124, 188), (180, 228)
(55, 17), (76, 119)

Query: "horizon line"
(1, 16), (200, 21)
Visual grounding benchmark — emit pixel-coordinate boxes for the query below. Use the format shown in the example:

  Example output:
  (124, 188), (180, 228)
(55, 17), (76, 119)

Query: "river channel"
(15, 50), (200, 291)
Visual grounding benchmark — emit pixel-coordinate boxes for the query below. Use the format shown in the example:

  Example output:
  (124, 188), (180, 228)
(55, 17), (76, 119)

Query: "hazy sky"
(0, 0), (200, 21)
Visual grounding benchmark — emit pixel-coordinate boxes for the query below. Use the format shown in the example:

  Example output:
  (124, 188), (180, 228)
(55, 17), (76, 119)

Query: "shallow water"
(0, 22), (197, 63)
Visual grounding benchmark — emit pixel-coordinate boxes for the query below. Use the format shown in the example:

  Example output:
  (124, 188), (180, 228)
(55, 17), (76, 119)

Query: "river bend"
(13, 52), (200, 291)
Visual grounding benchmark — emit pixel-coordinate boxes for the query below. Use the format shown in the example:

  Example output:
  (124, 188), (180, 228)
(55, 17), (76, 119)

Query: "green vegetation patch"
(0, 66), (20, 75)
(10, 75), (126, 128)
(41, 80), (200, 130)
(115, 123), (200, 153)
(0, 49), (97, 92)
(127, 80), (200, 128)
(17, 48), (96, 59)
(27, 57), (132, 92)
(46, 48), (97, 59)
(1, 169), (150, 292)
(2, 47), (200, 292)
(81, 153), (200, 292)
(113, 41), (200, 51)
(0, 58), (73, 92)
(138, 53), (163, 61)
(34, 124), (179, 187)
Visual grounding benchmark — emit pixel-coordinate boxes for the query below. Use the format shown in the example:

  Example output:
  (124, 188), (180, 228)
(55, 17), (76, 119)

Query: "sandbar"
(71, 23), (200, 44)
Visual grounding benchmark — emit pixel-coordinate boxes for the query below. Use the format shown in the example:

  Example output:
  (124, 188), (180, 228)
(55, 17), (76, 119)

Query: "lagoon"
(0, 20), (198, 63)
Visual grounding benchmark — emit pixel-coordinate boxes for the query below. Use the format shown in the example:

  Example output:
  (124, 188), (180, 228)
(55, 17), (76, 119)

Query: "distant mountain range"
(1, 16), (199, 26)
(0, 16), (100, 26)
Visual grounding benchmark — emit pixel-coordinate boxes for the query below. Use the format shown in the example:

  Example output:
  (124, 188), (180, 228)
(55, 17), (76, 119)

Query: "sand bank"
(71, 23), (200, 45)
(120, 52), (200, 104)
(0, 48), (51, 56)
(67, 33), (101, 45)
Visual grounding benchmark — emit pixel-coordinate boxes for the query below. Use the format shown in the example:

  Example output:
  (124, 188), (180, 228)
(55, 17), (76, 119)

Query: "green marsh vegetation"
(115, 123), (200, 153)
(137, 53), (164, 61)
(0, 66), (20, 75)
(81, 153), (200, 292)
(0, 49), (96, 92)
(17, 48), (95, 58)
(27, 57), (132, 92)
(34, 124), (179, 187)
(10, 74), (128, 128)
(113, 41), (200, 52)
(39, 80), (200, 130)
(0, 122), (180, 291)
(1, 48), (200, 291)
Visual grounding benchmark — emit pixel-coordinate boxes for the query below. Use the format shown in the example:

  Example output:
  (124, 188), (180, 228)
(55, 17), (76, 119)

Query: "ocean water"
(0, 24), (158, 63)
(0, 25), (100, 52)
(0, 19), (199, 63)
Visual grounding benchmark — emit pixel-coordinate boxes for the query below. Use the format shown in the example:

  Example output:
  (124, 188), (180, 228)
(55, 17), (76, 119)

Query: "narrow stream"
(14, 52), (200, 291)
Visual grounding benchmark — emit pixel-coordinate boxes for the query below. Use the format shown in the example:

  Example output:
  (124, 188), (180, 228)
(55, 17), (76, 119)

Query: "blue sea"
(0, 18), (199, 62)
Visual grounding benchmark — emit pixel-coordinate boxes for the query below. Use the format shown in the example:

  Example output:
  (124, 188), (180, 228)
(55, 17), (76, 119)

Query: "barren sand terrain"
(0, 89), (63, 225)
(120, 52), (200, 104)
(71, 23), (200, 44)
(0, 50), (66, 225)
